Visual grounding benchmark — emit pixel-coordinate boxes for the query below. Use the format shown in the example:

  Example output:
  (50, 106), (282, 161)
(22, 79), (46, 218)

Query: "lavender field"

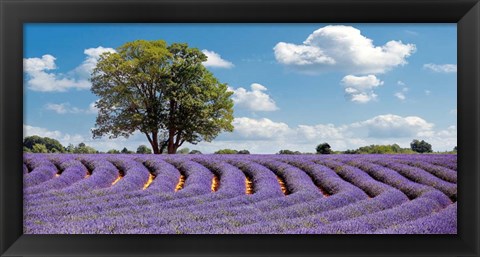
(23, 153), (457, 234)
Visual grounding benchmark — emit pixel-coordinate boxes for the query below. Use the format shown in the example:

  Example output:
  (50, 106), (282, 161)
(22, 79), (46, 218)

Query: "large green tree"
(91, 40), (234, 154)
(23, 135), (64, 153)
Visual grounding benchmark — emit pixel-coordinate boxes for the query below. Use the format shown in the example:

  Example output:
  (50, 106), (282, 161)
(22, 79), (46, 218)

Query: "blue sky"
(23, 24), (457, 153)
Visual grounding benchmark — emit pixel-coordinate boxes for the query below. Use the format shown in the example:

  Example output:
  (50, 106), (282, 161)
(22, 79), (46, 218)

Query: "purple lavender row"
(232, 189), (408, 234)
(23, 154), (457, 234)
(375, 202), (457, 234)
(23, 157), (58, 188)
(340, 157), (451, 200)
(39, 159), (368, 233)
(391, 154), (457, 171)
(371, 158), (457, 201)
(290, 190), (450, 234)
(192, 157), (248, 194)
(226, 159), (408, 233)
(25, 158), (282, 228)
(25, 158), (327, 233)
(25, 157), (202, 217)
(315, 159), (393, 198)
(253, 158), (321, 195)
(25, 156), (177, 211)
(105, 157), (151, 192)
(136, 157), (181, 192)
(24, 158), (119, 209)
(25, 155), (372, 233)
(383, 154), (457, 183)
(26, 157), (216, 222)
(24, 159), (88, 195)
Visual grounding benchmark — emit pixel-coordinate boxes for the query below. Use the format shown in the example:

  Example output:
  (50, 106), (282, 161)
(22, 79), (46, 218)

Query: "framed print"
(1, 0), (479, 256)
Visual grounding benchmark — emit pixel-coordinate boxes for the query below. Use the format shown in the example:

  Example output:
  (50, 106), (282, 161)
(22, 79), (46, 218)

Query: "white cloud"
(394, 87), (408, 101)
(24, 46), (116, 92)
(423, 63), (457, 73)
(203, 114), (454, 153)
(425, 90), (431, 96)
(232, 117), (290, 139)
(349, 114), (434, 138)
(24, 124), (85, 146)
(394, 92), (406, 100)
(202, 49), (234, 68)
(341, 75), (383, 103)
(24, 112), (457, 154)
(24, 124), (148, 151)
(397, 81), (406, 86)
(274, 25), (416, 75)
(229, 83), (279, 111)
(44, 102), (98, 114)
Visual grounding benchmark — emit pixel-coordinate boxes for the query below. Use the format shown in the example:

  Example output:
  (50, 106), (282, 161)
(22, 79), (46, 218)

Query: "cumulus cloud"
(341, 75), (383, 103)
(349, 114), (434, 138)
(23, 124), (85, 146)
(44, 101), (98, 114)
(229, 83), (279, 111)
(205, 114), (454, 153)
(232, 117), (290, 139)
(24, 46), (116, 92)
(423, 63), (457, 73)
(202, 49), (234, 68)
(24, 124), (148, 152)
(274, 25), (416, 75)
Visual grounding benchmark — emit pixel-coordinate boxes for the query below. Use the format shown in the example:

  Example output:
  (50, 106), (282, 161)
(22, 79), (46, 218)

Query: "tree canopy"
(410, 139), (433, 153)
(91, 40), (234, 154)
(23, 135), (64, 153)
(316, 143), (332, 154)
(136, 145), (152, 154)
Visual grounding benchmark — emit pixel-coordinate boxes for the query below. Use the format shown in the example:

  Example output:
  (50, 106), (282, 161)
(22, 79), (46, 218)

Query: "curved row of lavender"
(23, 153), (457, 234)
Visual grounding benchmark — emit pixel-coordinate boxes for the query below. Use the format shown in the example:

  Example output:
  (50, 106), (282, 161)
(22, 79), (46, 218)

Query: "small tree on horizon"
(316, 143), (332, 154)
(136, 145), (152, 154)
(410, 139), (433, 153)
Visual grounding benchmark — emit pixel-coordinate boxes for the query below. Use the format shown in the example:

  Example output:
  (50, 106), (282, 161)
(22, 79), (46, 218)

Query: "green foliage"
(23, 135), (65, 153)
(121, 147), (134, 154)
(214, 149), (238, 154)
(316, 143), (332, 154)
(32, 143), (48, 153)
(107, 149), (121, 154)
(277, 150), (301, 155)
(237, 150), (250, 154)
(343, 144), (415, 154)
(453, 146), (457, 152)
(189, 150), (202, 154)
(136, 145), (152, 154)
(91, 40), (234, 154)
(74, 143), (98, 154)
(410, 139), (433, 153)
(177, 148), (190, 154)
(65, 144), (75, 153)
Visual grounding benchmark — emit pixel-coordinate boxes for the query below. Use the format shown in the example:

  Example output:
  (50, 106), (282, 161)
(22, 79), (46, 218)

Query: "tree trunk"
(167, 100), (176, 154)
(151, 131), (160, 154)
(167, 129), (176, 154)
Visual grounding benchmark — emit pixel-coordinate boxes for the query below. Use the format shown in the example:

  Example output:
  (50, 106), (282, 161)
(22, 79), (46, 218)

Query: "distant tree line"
(24, 135), (456, 155)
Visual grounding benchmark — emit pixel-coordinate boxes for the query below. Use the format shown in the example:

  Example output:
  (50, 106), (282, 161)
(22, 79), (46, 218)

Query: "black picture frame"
(1, 0), (479, 256)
